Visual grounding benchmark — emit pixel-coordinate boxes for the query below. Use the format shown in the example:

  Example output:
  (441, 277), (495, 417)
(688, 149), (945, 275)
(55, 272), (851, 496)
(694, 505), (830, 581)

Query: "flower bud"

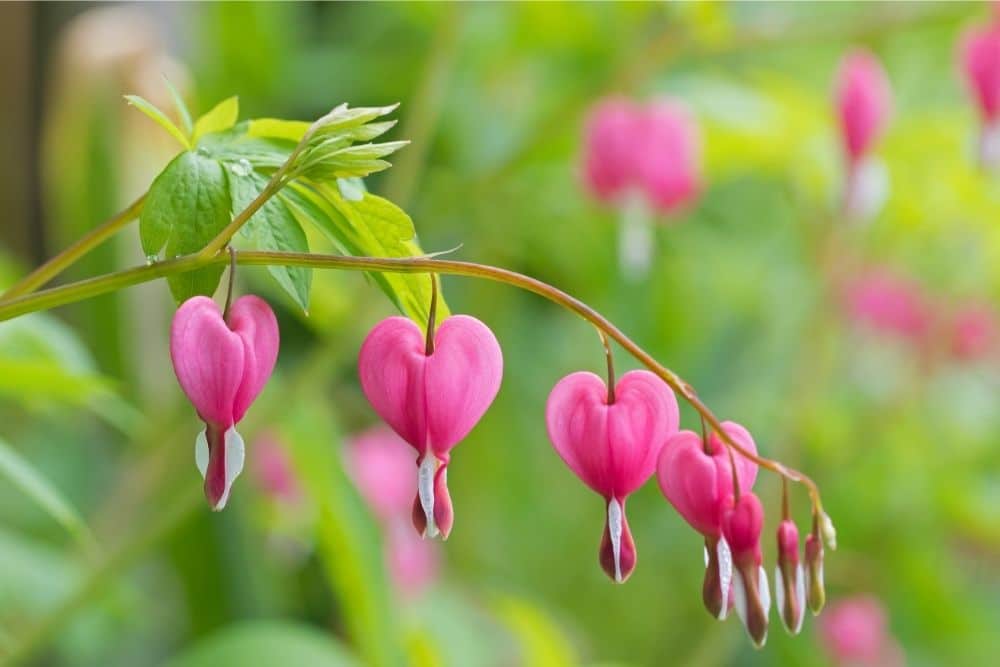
(722, 493), (770, 648)
(805, 529), (826, 614)
(702, 536), (733, 620)
(774, 520), (805, 635)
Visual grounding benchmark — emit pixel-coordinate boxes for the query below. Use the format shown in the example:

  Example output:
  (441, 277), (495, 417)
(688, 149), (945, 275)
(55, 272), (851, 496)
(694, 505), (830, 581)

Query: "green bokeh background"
(1, 2), (998, 666)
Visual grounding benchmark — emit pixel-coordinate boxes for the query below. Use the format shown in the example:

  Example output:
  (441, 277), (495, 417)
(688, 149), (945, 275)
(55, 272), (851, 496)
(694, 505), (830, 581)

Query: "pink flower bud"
(805, 529), (826, 614)
(656, 423), (758, 619)
(960, 25), (1000, 122)
(358, 315), (503, 540)
(819, 595), (904, 667)
(634, 100), (702, 215)
(581, 97), (642, 203)
(835, 50), (892, 165)
(775, 520), (805, 635)
(722, 492), (770, 648)
(546, 370), (679, 583)
(170, 295), (279, 511)
(844, 269), (933, 343)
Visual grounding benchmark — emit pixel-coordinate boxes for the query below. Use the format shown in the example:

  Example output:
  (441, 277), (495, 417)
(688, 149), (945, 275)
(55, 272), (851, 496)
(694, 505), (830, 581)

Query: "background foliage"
(0, 2), (998, 666)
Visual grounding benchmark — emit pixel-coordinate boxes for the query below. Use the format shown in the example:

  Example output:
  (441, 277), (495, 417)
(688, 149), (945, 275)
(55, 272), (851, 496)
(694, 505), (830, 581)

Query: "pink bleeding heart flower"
(634, 99), (702, 215)
(834, 50), (892, 220)
(835, 49), (892, 165)
(358, 315), (503, 540)
(346, 425), (420, 523)
(949, 301), (998, 362)
(385, 518), (441, 599)
(581, 96), (642, 203)
(960, 24), (1000, 166)
(843, 269), (933, 343)
(819, 595), (904, 667)
(170, 295), (279, 511)
(252, 433), (302, 505)
(546, 369), (679, 583)
(722, 492), (770, 648)
(775, 519), (806, 635)
(656, 422), (758, 619)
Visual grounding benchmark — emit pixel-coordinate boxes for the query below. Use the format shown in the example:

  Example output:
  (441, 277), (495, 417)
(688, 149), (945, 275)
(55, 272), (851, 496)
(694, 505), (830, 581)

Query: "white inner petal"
(717, 538), (732, 620)
(607, 497), (624, 583)
(195, 428), (209, 478)
(417, 455), (439, 539)
(793, 562), (805, 634)
(732, 568), (747, 627)
(757, 564), (771, 616)
(982, 122), (1000, 168)
(213, 426), (245, 511)
(773, 565), (786, 630)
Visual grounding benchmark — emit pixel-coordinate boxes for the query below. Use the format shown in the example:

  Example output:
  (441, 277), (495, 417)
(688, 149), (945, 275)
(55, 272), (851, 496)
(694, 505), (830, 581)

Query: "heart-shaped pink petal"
(170, 296), (246, 427)
(657, 422), (759, 539)
(546, 369), (678, 499)
(228, 295), (280, 423)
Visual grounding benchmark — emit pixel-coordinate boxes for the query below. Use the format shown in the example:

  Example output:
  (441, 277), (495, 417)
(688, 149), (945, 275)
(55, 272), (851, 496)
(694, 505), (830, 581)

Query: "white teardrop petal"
(732, 569), (747, 627)
(195, 428), (209, 478)
(717, 537), (732, 620)
(417, 455), (439, 538)
(758, 565), (771, 616)
(213, 426), (245, 511)
(607, 497), (624, 583)
(773, 565), (786, 629)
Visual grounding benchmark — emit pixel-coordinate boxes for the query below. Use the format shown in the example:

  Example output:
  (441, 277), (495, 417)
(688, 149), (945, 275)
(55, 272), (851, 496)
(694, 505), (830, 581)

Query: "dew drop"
(229, 158), (252, 177)
(145, 254), (158, 265)
(196, 146), (211, 157)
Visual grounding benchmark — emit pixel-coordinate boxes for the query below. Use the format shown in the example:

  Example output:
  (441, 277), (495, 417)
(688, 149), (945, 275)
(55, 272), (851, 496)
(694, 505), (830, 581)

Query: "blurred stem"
(1, 193), (145, 299)
(381, 4), (464, 208)
(0, 250), (826, 513)
(3, 486), (201, 666)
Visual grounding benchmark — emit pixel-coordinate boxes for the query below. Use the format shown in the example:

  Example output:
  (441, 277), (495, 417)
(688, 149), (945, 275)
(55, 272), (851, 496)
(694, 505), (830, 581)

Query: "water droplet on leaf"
(229, 159), (252, 177)
(145, 254), (158, 265)
(196, 146), (211, 157)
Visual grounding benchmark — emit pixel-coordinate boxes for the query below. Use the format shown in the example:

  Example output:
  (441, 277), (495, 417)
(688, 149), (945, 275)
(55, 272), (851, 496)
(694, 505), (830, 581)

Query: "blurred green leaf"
(491, 595), (576, 667)
(282, 182), (449, 325)
(164, 78), (195, 138)
(166, 620), (360, 667)
(229, 170), (312, 311)
(0, 439), (95, 551)
(124, 95), (191, 150)
(249, 118), (312, 142)
(193, 96), (240, 144)
(140, 151), (231, 302)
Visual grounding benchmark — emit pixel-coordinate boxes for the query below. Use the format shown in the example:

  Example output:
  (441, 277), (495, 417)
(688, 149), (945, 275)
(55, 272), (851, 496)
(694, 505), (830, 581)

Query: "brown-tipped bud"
(805, 531), (826, 614)
(722, 493), (770, 648)
(599, 498), (636, 583)
(702, 536), (733, 620)
(775, 520), (806, 635)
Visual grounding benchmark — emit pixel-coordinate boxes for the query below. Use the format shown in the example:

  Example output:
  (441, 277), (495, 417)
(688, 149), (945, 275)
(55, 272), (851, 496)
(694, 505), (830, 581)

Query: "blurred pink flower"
(819, 595), (904, 667)
(949, 302), (999, 361)
(346, 425), (418, 523)
(385, 519), (440, 598)
(581, 97), (642, 203)
(844, 270), (933, 342)
(835, 50), (892, 165)
(635, 100), (703, 214)
(960, 24), (1000, 166)
(252, 434), (302, 504)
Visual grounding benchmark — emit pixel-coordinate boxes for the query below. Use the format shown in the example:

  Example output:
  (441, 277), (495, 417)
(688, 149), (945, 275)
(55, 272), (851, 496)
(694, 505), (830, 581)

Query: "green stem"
(1, 194), (146, 299)
(0, 250), (824, 512)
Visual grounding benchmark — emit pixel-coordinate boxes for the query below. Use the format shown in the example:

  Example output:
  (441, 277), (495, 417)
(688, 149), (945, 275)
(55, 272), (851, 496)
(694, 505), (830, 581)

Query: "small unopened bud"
(805, 530), (826, 614)
(722, 493), (771, 648)
(820, 511), (837, 551)
(775, 520), (806, 635)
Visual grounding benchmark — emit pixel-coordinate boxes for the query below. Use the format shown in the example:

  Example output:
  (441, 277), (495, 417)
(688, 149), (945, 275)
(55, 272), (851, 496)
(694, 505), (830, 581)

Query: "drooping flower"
(843, 269), (933, 343)
(834, 50), (892, 219)
(634, 100), (702, 215)
(358, 315), (503, 540)
(819, 595), (905, 667)
(346, 425), (441, 597)
(775, 519), (806, 635)
(960, 24), (1000, 167)
(546, 370), (679, 583)
(581, 97), (642, 203)
(656, 423), (758, 619)
(252, 433), (302, 505)
(721, 491), (771, 648)
(948, 301), (998, 362)
(170, 295), (279, 511)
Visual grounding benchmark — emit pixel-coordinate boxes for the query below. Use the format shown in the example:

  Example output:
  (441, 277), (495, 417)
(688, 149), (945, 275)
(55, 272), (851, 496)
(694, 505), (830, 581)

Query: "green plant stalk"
(0, 250), (824, 513)
(1, 194), (146, 299)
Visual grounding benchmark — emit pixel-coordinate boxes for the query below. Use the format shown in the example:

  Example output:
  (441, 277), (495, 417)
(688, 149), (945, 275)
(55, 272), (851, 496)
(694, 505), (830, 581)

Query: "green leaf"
(163, 77), (194, 137)
(228, 169), (312, 311)
(0, 438), (95, 551)
(249, 118), (312, 142)
(166, 620), (360, 667)
(124, 95), (191, 149)
(198, 123), (296, 169)
(141, 151), (232, 301)
(193, 96), (240, 143)
(281, 182), (449, 325)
